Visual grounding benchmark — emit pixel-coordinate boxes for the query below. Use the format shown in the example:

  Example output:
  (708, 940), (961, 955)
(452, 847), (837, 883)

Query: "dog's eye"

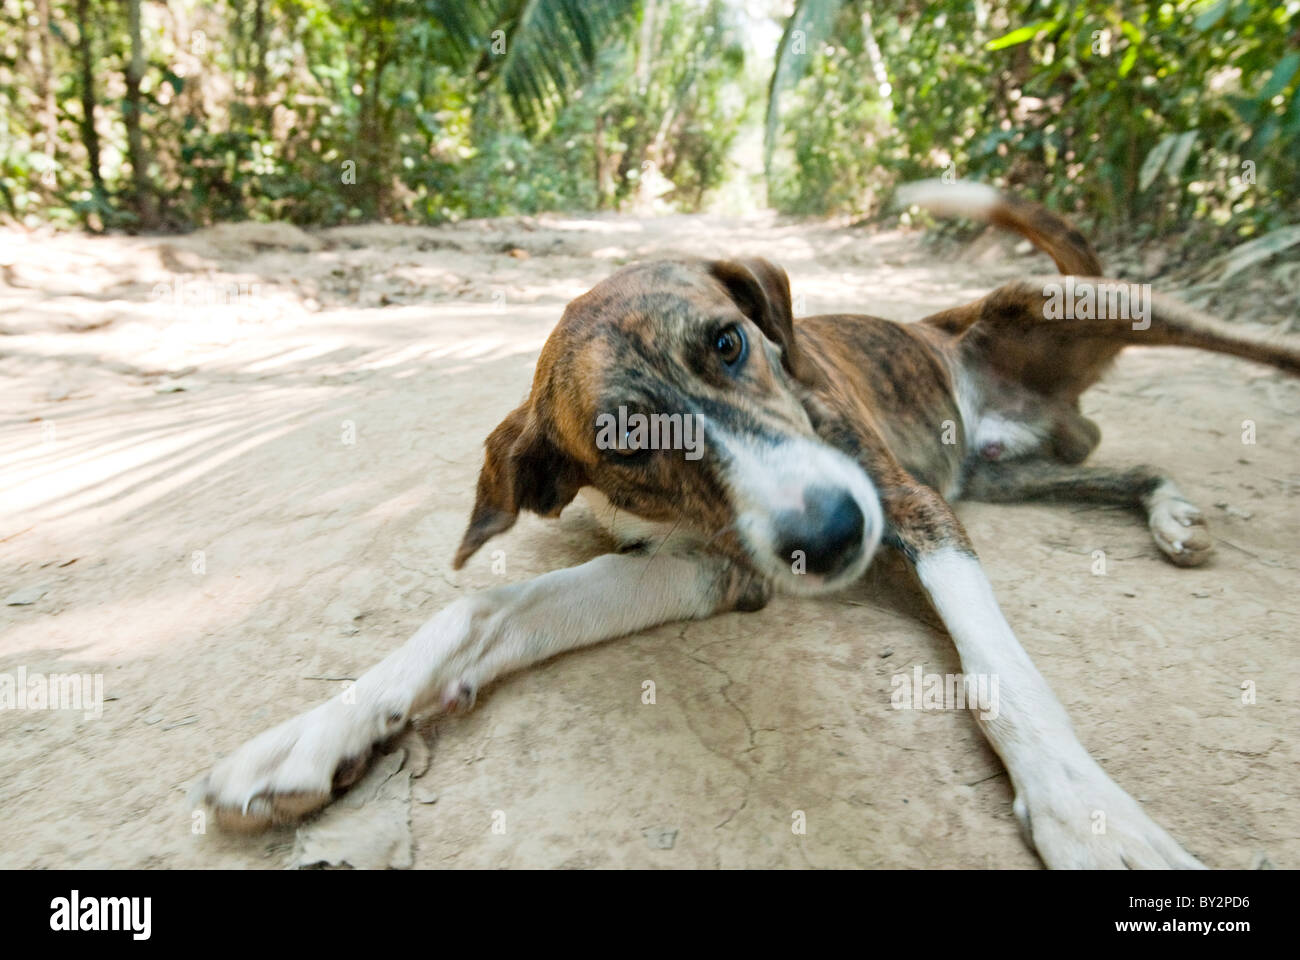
(715, 325), (746, 367)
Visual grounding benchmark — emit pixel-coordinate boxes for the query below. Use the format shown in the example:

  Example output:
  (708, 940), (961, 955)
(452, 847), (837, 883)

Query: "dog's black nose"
(774, 486), (865, 577)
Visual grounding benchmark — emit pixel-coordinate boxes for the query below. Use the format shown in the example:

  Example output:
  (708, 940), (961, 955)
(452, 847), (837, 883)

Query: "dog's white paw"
(1149, 497), (1213, 567)
(1013, 755), (1204, 869)
(195, 596), (496, 833)
(193, 694), (411, 833)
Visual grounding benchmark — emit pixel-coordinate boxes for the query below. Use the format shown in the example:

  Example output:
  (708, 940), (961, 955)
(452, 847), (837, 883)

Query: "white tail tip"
(896, 179), (1002, 219)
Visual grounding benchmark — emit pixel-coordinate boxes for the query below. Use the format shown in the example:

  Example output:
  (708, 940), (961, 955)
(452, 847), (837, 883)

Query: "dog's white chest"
(578, 487), (678, 547)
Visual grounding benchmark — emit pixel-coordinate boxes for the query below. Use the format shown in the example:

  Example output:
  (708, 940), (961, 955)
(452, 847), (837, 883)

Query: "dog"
(196, 181), (1299, 867)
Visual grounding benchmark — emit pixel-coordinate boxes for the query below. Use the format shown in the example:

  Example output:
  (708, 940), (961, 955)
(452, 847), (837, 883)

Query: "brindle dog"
(197, 181), (1299, 868)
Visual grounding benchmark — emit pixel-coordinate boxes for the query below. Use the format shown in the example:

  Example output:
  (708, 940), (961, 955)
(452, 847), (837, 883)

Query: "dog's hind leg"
(881, 479), (1204, 868)
(930, 279), (1300, 409)
(961, 460), (1213, 567)
(196, 539), (766, 833)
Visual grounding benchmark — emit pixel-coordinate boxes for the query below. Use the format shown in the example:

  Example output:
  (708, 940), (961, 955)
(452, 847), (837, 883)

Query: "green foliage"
(767, 2), (891, 215)
(433, 0), (642, 133)
(767, 0), (1300, 247)
(0, 0), (748, 229)
(4, 0), (1295, 254)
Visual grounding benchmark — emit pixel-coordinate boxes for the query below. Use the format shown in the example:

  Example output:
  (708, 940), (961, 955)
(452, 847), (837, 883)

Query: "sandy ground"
(0, 212), (1296, 870)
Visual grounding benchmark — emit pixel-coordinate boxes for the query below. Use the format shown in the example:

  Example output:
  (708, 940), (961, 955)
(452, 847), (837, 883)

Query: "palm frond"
(432, 0), (642, 131)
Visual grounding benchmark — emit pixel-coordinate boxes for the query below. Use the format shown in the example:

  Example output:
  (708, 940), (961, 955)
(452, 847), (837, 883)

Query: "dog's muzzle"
(772, 485), (865, 578)
(709, 424), (883, 594)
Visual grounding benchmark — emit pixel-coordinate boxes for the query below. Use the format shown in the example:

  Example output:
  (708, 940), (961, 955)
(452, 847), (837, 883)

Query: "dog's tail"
(978, 279), (1300, 376)
(897, 179), (1103, 276)
(902, 180), (1300, 377)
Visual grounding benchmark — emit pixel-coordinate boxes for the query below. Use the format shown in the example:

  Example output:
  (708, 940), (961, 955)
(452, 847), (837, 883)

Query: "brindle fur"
(198, 184), (1300, 863)
(455, 192), (1300, 588)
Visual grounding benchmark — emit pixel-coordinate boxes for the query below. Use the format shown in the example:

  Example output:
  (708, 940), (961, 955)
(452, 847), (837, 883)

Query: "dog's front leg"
(197, 543), (761, 832)
(884, 483), (1204, 869)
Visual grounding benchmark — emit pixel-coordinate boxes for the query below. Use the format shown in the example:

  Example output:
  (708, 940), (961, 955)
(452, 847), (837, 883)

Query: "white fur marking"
(913, 547), (1203, 868)
(709, 424), (883, 595)
(897, 179), (1002, 219)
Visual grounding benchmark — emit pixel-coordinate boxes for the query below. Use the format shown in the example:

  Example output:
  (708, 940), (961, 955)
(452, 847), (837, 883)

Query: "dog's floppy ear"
(709, 258), (818, 384)
(452, 403), (586, 569)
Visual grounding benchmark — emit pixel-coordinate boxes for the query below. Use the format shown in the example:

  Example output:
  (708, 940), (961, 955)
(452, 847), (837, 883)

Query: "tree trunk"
(37, 0), (58, 194)
(594, 113), (609, 209)
(635, 0), (657, 95)
(358, 1), (394, 219)
(253, 0), (270, 126)
(74, 0), (106, 203)
(124, 0), (156, 228)
(860, 9), (891, 107)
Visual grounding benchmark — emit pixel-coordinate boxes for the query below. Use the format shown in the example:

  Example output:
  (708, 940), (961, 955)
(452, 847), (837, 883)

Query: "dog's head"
(452, 258), (883, 595)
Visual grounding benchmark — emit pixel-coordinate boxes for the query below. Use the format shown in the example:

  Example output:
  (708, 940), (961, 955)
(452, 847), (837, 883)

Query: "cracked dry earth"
(0, 213), (1296, 869)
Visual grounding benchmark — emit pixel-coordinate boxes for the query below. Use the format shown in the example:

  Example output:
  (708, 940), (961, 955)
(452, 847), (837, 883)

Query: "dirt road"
(1, 213), (1295, 868)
